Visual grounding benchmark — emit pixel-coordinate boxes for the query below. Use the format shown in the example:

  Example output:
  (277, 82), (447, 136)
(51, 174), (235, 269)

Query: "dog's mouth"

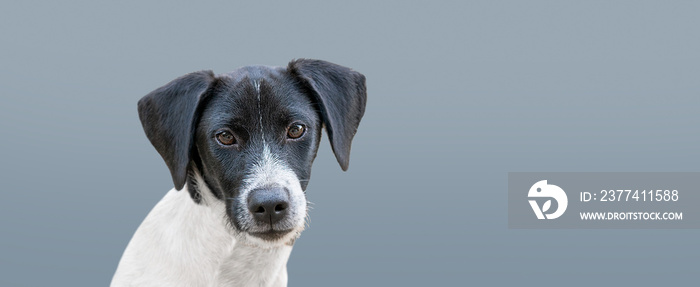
(248, 229), (295, 241)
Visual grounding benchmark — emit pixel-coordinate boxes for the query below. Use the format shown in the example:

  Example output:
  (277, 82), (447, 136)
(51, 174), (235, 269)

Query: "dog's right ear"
(137, 71), (215, 190)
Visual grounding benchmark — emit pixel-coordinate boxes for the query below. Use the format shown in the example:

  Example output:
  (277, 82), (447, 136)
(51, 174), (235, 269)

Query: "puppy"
(112, 59), (366, 286)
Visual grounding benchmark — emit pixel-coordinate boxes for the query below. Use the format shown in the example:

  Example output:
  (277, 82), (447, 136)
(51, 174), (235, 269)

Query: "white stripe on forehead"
(253, 79), (266, 146)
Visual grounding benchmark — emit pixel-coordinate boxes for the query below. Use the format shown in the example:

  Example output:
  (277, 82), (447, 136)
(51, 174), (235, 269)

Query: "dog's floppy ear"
(137, 71), (215, 190)
(288, 59), (367, 171)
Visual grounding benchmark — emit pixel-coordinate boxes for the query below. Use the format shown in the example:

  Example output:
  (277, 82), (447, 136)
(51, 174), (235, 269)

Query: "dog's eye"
(216, 130), (236, 146)
(287, 123), (306, 139)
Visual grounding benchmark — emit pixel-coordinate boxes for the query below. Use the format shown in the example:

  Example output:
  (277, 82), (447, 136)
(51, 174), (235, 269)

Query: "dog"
(111, 59), (366, 286)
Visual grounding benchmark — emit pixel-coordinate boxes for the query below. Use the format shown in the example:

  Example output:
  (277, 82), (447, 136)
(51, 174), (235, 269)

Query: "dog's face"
(137, 59), (366, 247)
(194, 68), (321, 245)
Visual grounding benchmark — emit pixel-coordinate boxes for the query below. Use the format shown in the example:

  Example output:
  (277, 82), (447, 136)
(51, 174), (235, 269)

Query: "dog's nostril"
(274, 203), (288, 212)
(254, 206), (266, 214)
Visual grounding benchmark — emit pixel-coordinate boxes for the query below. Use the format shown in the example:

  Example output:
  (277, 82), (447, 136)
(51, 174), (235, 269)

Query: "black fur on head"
(137, 59), (367, 205)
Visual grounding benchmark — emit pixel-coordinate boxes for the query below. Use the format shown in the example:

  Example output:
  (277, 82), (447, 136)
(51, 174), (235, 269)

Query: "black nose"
(247, 187), (290, 225)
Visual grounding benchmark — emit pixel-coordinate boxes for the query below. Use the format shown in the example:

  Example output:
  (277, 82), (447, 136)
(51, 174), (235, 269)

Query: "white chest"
(111, 188), (291, 287)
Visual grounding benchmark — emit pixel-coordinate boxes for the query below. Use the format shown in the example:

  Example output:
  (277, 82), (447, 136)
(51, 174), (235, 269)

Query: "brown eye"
(216, 130), (236, 146)
(287, 123), (306, 139)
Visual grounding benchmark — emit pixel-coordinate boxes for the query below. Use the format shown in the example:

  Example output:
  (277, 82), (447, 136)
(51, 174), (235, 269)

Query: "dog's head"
(137, 59), (366, 247)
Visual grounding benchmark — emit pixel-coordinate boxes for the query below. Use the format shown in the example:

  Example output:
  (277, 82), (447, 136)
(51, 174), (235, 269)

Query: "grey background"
(1, 1), (698, 286)
(509, 172), (700, 228)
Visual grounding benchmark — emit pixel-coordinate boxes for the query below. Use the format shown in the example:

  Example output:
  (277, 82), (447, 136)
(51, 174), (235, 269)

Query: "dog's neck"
(112, 178), (291, 286)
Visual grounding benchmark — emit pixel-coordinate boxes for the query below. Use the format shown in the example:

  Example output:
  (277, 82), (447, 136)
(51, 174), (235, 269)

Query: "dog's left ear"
(288, 59), (367, 171)
(137, 71), (216, 190)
